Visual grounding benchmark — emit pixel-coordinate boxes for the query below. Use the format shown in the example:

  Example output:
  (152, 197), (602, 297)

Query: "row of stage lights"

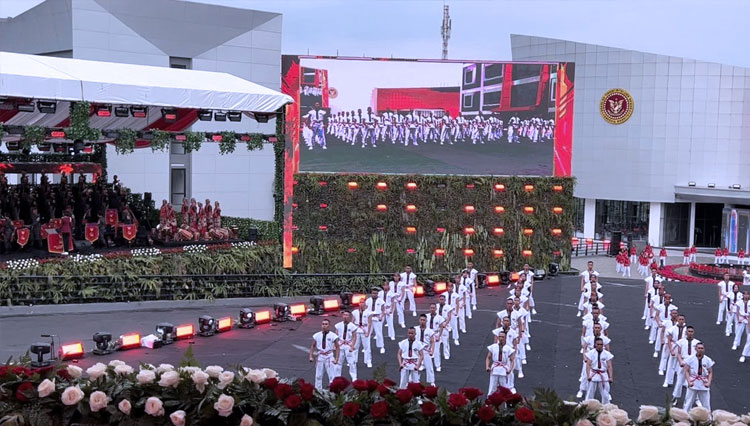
(311, 226), (564, 236)
(299, 203), (565, 215)
(290, 246), (563, 258)
(30, 276), (526, 366)
(309, 181), (566, 193)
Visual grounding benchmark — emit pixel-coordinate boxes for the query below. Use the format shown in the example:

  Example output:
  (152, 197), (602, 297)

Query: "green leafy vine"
(115, 129), (137, 155)
(151, 130), (170, 152)
(219, 131), (237, 155)
(246, 133), (264, 151)
(183, 131), (204, 153)
(65, 101), (101, 141)
(22, 126), (46, 150)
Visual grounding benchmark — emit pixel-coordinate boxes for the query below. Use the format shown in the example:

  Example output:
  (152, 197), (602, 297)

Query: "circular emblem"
(328, 87), (338, 99)
(600, 89), (634, 125)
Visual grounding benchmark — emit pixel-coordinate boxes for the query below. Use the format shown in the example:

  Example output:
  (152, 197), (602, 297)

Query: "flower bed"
(687, 263), (747, 282)
(658, 264), (719, 284)
(0, 356), (748, 426)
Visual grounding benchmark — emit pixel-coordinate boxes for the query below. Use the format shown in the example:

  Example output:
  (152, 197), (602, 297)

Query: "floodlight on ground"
(92, 332), (113, 355)
(310, 296), (325, 315)
(255, 309), (272, 324)
(239, 308), (256, 328)
(30, 342), (51, 368)
(217, 317), (233, 332)
(290, 303), (307, 317)
(59, 342), (84, 360)
(156, 323), (175, 345)
(117, 333), (141, 350)
(175, 324), (194, 340)
(340, 292), (353, 309)
(198, 316), (216, 337)
(274, 303), (290, 322)
(37, 101), (56, 114)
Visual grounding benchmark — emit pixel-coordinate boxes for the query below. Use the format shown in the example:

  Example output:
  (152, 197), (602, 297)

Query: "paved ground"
(1, 275), (748, 414)
(571, 250), (720, 278)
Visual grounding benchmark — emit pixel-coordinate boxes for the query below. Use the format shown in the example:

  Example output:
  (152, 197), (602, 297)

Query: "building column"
(648, 202), (662, 247)
(688, 202), (696, 247)
(583, 198), (596, 239)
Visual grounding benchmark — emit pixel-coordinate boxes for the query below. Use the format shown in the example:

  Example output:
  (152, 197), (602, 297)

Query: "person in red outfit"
(659, 247), (668, 267)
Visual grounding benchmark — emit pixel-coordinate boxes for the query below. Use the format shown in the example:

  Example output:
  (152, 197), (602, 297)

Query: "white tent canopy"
(0, 51), (292, 112)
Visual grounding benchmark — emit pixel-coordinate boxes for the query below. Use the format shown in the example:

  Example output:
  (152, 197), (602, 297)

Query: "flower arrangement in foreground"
(1, 354), (749, 426)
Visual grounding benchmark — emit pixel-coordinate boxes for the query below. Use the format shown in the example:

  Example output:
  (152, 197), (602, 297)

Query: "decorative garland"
(183, 131), (203, 153)
(65, 102), (101, 142)
(219, 131), (237, 154)
(20, 125), (45, 150)
(150, 130), (171, 152)
(114, 129), (137, 155)
(273, 108), (285, 242)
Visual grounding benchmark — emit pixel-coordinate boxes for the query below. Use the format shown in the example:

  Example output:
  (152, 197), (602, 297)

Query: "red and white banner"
(122, 224), (137, 241)
(85, 223), (100, 243)
(16, 228), (29, 247)
(106, 209), (119, 227)
(46, 230), (64, 254)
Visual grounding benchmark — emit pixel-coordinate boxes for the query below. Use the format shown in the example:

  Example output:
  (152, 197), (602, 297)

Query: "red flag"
(106, 209), (119, 226)
(12, 220), (24, 229)
(47, 230), (64, 254)
(122, 224), (137, 241)
(41, 224), (52, 239)
(85, 223), (100, 243)
(49, 218), (62, 228)
(16, 228), (29, 247)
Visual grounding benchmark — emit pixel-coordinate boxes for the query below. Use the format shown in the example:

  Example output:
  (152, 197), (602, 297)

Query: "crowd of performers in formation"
(156, 198), (234, 242)
(302, 103), (555, 150)
(309, 263), (539, 393)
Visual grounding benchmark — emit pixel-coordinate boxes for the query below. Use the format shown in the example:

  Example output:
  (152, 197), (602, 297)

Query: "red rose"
(299, 382), (315, 401)
(370, 401), (389, 419)
(342, 402), (360, 417)
(377, 384), (391, 397)
(329, 376), (350, 393)
(421, 401), (437, 416)
(486, 391), (506, 407)
(448, 393), (468, 410)
(263, 377), (279, 389)
(424, 385), (439, 399)
(406, 382), (424, 396)
(0, 366), (8, 376)
(12, 366), (31, 377)
(507, 393), (522, 405)
(366, 380), (379, 392)
(382, 378), (396, 387)
(352, 379), (369, 392)
(274, 383), (294, 399)
(459, 387), (483, 401)
(32, 365), (53, 376)
(497, 387), (513, 398)
(56, 368), (71, 381)
(395, 389), (413, 404)
(515, 406), (535, 423)
(15, 382), (33, 402)
(284, 395), (302, 410)
(478, 405), (496, 423)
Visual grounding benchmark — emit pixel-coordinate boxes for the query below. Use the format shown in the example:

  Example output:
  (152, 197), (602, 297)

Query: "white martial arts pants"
(649, 325), (661, 346)
(683, 389), (710, 411)
(742, 327), (750, 357)
(385, 310), (396, 340)
(403, 289), (416, 315)
(399, 367), (419, 388)
(658, 343), (671, 372)
(663, 354), (678, 386)
(689, 253), (696, 263)
(396, 300), (405, 327)
(489, 373), (511, 395)
(450, 315), (460, 341)
(585, 380), (611, 404)
(578, 292), (587, 313)
(456, 304), (467, 332)
(371, 319), (384, 349)
(734, 321), (747, 348)
(355, 333), (372, 365)
(622, 266), (631, 277)
(336, 345), (358, 381)
(438, 331), (451, 360)
(469, 286), (477, 310)
(672, 371), (687, 400)
(683, 256), (689, 265)
(724, 311), (736, 335)
(315, 356), (337, 390)
(419, 350), (435, 384)
(717, 300), (727, 323)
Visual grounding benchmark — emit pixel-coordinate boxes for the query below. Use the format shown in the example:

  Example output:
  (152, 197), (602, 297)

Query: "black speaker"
(548, 263), (559, 276)
(610, 231), (622, 256)
(248, 227), (258, 242)
(143, 192), (153, 209)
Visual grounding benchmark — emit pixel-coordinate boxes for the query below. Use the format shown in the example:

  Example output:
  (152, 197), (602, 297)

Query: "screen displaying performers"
(282, 56), (575, 176)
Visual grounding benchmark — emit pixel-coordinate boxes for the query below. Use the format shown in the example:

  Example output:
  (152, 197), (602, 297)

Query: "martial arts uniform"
(426, 312), (446, 370)
(578, 334), (611, 397)
(716, 279), (733, 324)
(672, 337), (701, 402)
(725, 290), (741, 336)
(584, 348), (614, 404)
(445, 290), (461, 345)
(399, 271), (418, 317)
(682, 355), (714, 411)
(334, 321), (358, 380)
(734, 298), (749, 351)
(487, 340), (515, 395)
(417, 326), (436, 385)
(662, 323), (686, 386)
(366, 296), (386, 352)
(436, 302), (454, 360)
(578, 270), (600, 316)
(384, 286), (399, 340)
(455, 280), (469, 332)
(651, 301), (679, 354)
(468, 267), (479, 310)
(398, 339), (423, 388)
(352, 308), (373, 368)
(312, 330), (339, 390)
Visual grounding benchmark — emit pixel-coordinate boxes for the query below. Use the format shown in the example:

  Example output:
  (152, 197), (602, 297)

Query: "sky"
(1, 0), (749, 67)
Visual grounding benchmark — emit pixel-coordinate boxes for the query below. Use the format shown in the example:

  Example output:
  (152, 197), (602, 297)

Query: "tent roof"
(0, 51), (292, 113)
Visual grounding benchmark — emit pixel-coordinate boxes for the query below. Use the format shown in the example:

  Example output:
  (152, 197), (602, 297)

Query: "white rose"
(245, 369), (266, 384)
(596, 413), (616, 426)
(158, 371), (180, 388)
(730, 422), (746, 426)
(573, 420), (593, 426)
(218, 371), (235, 390)
(609, 408), (629, 426)
(137, 369), (156, 385)
(214, 394), (235, 417)
(717, 422), (732, 426)
(261, 368), (278, 379)
(114, 364), (134, 376)
(601, 403), (618, 412)
(192, 370), (210, 394)
(179, 366), (201, 375)
(170, 410), (186, 426)
(144, 396), (165, 416)
(673, 422), (690, 426)
(37, 378), (55, 398)
(108, 360), (125, 367)
(582, 399), (602, 413)
(670, 407), (690, 423)
(741, 414), (750, 424)
(714, 410), (740, 423)
(61, 386), (84, 406)
(156, 364), (175, 374)
(689, 406), (711, 423)
(66, 365), (83, 379)
(89, 390), (110, 413)
(86, 363), (108, 380)
(118, 399), (132, 415)
(637, 405), (660, 423)
(240, 414), (254, 426)
(205, 365), (224, 378)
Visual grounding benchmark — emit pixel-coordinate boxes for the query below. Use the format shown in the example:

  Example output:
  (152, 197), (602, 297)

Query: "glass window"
(463, 93), (479, 109)
(511, 64), (542, 81)
(169, 56), (191, 69)
(573, 197), (585, 235)
(483, 90), (501, 107)
(510, 83), (539, 108)
(595, 200), (650, 241)
(171, 142), (185, 155)
(663, 202), (690, 246)
(463, 66), (476, 86)
(483, 63), (504, 84)
(170, 168), (186, 205)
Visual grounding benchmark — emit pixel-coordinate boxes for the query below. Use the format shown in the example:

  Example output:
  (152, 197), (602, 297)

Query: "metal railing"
(570, 241), (613, 257)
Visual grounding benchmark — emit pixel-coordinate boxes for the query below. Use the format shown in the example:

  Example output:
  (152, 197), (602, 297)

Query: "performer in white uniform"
(334, 312), (358, 381)
(725, 283), (742, 337)
(584, 337), (614, 404)
(366, 288), (386, 353)
(425, 303), (446, 371)
(579, 261), (600, 317)
(400, 266), (418, 318)
(382, 280), (399, 341)
(445, 282), (461, 346)
(309, 319), (340, 390)
(416, 314), (437, 386)
(662, 313), (687, 387)
(397, 327), (424, 388)
(672, 326), (700, 404)
(486, 329), (515, 395)
(656, 308), (679, 374)
(735, 292), (750, 355)
(467, 261), (479, 311)
(455, 272), (470, 333)
(682, 343), (714, 411)
(643, 271), (660, 320)
(716, 273), (733, 325)
(576, 323), (611, 398)
(521, 264), (537, 314)
(495, 317), (520, 392)
(651, 293), (678, 357)
(435, 295), (454, 360)
(352, 302), (373, 368)
(390, 273), (406, 329)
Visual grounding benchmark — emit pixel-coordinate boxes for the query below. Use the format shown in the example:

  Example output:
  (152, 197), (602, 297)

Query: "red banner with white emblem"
(85, 223), (99, 243)
(106, 209), (119, 226)
(41, 224), (52, 239)
(122, 224), (137, 241)
(47, 230), (64, 254)
(16, 228), (29, 247)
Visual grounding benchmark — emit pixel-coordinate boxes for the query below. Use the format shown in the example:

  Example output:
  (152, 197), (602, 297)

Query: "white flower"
(108, 360), (126, 367)
(601, 403), (618, 412)
(670, 407), (690, 423)
(37, 378), (55, 398)
(137, 369), (156, 384)
(261, 368), (278, 379)
(66, 365), (83, 379)
(89, 390), (110, 412)
(741, 414), (750, 424)
(595, 413), (616, 426)
(205, 365), (224, 378)
(673, 422), (690, 426)
(86, 363), (108, 380)
(637, 405), (660, 423)
(158, 371), (180, 388)
(144, 397), (165, 416)
(61, 386), (84, 406)
(713, 410), (740, 423)
(179, 366), (201, 375)
(118, 399), (132, 415)
(191, 370), (210, 394)
(214, 394), (235, 417)
(245, 369), (265, 384)
(156, 363), (175, 374)
(573, 420), (593, 426)
(218, 371), (235, 390)
(689, 406), (711, 423)
(170, 410), (186, 426)
(582, 399), (602, 412)
(114, 364), (134, 376)
(239, 414), (254, 426)
(608, 408), (629, 426)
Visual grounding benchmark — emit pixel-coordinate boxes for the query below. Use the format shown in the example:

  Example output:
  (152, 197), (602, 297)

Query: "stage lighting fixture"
(464, 205), (475, 213)
(707, 183), (716, 188)
(318, 225), (328, 231)
(552, 228), (563, 236)
(553, 250), (562, 256)
(405, 204), (417, 213)
(500, 271), (511, 286)
(198, 110), (213, 121)
(732, 184), (741, 189)
(17, 102), (35, 113)
(493, 249), (504, 258)
(255, 309), (272, 324)
(433, 281), (447, 293)
(291, 246), (299, 254)
(228, 111), (242, 122)
(553, 185), (564, 192)
(318, 181), (328, 186)
(198, 316), (216, 336)
(30, 343), (51, 368)
(323, 299), (340, 312)
(5, 125), (24, 135)
(273, 303), (290, 322)
(73, 139), (85, 155)
(217, 317), (233, 332)
(466, 183), (475, 189)
(340, 292), (353, 308)
(310, 296), (325, 315)
(493, 227), (504, 236)
(92, 332), (113, 355)
(175, 324), (195, 340)
(351, 294), (366, 307)
(463, 248), (475, 256)
(572, 237), (580, 245)
(523, 228), (534, 236)
(319, 203), (328, 209)
(494, 183), (505, 191)
(211, 134), (223, 142)
(688, 181), (697, 187)
(414, 285), (425, 297)
(239, 308), (256, 328)
(463, 227), (475, 235)
(156, 323), (175, 344)
(376, 248), (385, 253)
(524, 184), (535, 192)
(486, 275), (500, 287)
(49, 129), (66, 138)
(406, 248), (416, 254)
(434, 248), (446, 256)
(214, 111), (227, 121)
(102, 129), (120, 139)
(376, 204), (388, 211)
(59, 342), (84, 360)
(522, 249), (533, 257)
(117, 333), (141, 350)
(534, 269), (546, 280)
(548, 263), (560, 277)
(436, 227), (446, 233)
(130, 106), (147, 118)
(523, 206), (535, 214)
(511, 272), (520, 282)
(347, 181), (359, 189)
(376, 181), (388, 190)
(37, 101), (57, 114)
(405, 226), (417, 234)
(96, 105), (112, 117)
(114, 106), (129, 117)
(161, 108), (177, 122)
(0, 98), (12, 110)
(553, 207), (563, 214)
(494, 206), (505, 214)
(289, 303), (307, 317)
(174, 134), (187, 141)
(253, 112), (272, 123)
(406, 182), (418, 190)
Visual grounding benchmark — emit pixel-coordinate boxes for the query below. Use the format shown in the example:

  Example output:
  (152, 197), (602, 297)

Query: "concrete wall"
(0, 0), (73, 55)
